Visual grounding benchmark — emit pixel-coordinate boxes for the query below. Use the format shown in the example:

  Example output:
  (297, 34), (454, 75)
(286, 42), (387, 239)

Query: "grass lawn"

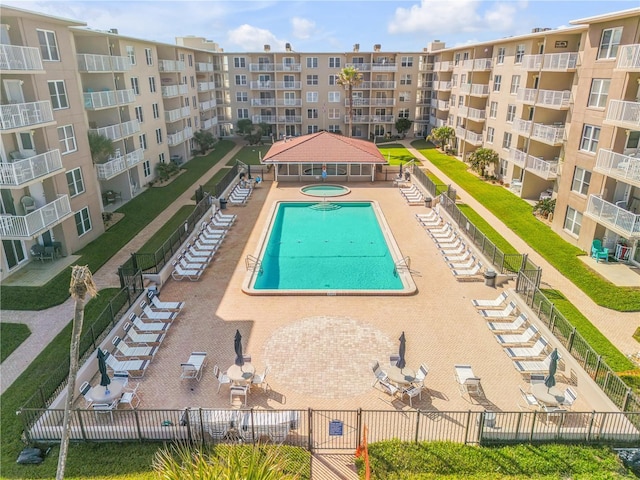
(226, 145), (271, 165)
(377, 143), (415, 165)
(0, 323), (30, 363)
(411, 140), (640, 312)
(136, 206), (194, 254)
(0, 140), (235, 311)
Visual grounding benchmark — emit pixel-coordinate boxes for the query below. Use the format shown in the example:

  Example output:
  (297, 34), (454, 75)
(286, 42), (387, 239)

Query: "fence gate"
(310, 409), (361, 453)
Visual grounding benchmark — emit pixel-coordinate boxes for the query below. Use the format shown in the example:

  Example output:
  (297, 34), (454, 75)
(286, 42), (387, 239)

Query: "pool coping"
(242, 200), (418, 296)
(299, 184), (351, 197)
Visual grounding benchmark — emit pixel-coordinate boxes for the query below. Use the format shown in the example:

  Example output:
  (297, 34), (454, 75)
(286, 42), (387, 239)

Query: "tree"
(427, 126), (455, 151)
(533, 198), (556, 219)
(468, 147), (499, 177)
(236, 119), (254, 136)
(87, 132), (114, 164)
(192, 130), (216, 155)
(337, 66), (363, 138)
(395, 118), (412, 138)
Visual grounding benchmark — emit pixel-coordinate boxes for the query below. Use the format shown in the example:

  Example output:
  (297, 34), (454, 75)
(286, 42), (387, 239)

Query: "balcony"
(165, 106), (191, 123)
(167, 127), (194, 146)
(455, 126), (483, 146)
(470, 84), (490, 97)
(0, 150), (63, 188)
(458, 106), (485, 121)
(508, 148), (528, 168)
(202, 117), (218, 129)
(433, 61), (453, 72)
(251, 115), (302, 123)
(369, 81), (397, 89)
(158, 59), (186, 72)
(96, 148), (145, 181)
(199, 99), (216, 110)
(0, 195), (72, 240)
(516, 88), (571, 109)
(344, 63), (371, 71)
(0, 101), (55, 131)
(437, 100), (450, 111)
(459, 59), (473, 70)
(416, 98), (431, 106)
(521, 52), (578, 71)
(433, 81), (452, 91)
(605, 100), (640, 130)
(161, 84), (189, 98)
(525, 155), (558, 180)
(197, 81), (215, 92)
(617, 45), (640, 71)
(531, 123), (564, 146)
(83, 89), (135, 110)
(585, 195), (640, 238)
(249, 81), (302, 90)
(473, 58), (493, 71)
(512, 119), (532, 136)
(594, 149), (640, 187)
(195, 62), (214, 72)
(248, 63), (302, 72)
(348, 115), (395, 123)
(89, 119), (140, 142)
(434, 118), (446, 127)
(347, 98), (396, 107)
(77, 53), (131, 72)
(372, 62), (397, 72)
(0, 44), (43, 71)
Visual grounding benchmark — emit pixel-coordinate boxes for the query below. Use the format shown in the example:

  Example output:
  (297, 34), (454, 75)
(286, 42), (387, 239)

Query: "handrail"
(394, 256), (411, 274)
(245, 255), (263, 274)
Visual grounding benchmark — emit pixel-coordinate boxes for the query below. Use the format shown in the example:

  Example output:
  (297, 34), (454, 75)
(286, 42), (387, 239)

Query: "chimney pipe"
(264, 44), (270, 52)
(353, 43), (360, 52)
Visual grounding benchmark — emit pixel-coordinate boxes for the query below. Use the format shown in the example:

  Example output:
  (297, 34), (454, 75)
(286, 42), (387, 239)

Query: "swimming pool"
(300, 184), (351, 197)
(243, 201), (416, 295)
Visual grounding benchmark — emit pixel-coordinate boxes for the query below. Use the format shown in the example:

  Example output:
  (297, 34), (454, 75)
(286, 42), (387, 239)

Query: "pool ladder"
(245, 255), (263, 275)
(393, 256), (411, 275)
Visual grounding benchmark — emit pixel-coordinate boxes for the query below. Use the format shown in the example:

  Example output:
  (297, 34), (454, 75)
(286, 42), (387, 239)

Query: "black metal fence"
(412, 166), (451, 198)
(212, 164), (240, 199)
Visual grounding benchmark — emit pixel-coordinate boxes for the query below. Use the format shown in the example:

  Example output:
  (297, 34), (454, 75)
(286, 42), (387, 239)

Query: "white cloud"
(388, 0), (524, 35)
(291, 17), (316, 40)
(226, 24), (287, 51)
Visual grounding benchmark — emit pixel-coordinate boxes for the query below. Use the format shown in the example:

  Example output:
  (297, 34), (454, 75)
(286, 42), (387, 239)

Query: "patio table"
(387, 366), (416, 386)
(531, 383), (565, 406)
(227, 363), (255, 385)
(88, 381), (124, 403)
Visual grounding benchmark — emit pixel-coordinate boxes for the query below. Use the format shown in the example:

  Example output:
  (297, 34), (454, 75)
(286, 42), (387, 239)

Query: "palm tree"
(468, 147), (499, 177)
(337, 66), (363, 137)
(427, 126), (456, 151)
(88, 131), (115, 164)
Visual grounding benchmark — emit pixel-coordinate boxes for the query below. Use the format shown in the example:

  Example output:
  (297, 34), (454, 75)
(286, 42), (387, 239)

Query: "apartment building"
(429, 8), (640, 267)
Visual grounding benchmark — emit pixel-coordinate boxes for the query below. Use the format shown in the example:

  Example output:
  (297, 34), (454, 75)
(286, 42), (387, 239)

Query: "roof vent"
(264, 44), (270, 52)
(109, 28), (119, 34)
(353, 43), (360, 52)
(285, 43), (292, 52)
(374, 44), (381, 52)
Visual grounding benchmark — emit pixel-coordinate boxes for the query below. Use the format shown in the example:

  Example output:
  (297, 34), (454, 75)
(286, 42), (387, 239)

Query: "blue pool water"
(300, 184), (350, 197)
(253, 202), (403, 291)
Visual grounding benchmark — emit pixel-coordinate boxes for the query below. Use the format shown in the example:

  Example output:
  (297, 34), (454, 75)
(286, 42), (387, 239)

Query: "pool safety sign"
(329, 420), (343, 436)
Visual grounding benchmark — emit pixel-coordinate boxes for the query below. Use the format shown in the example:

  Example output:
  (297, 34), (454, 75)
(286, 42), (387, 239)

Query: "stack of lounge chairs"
(399, 184), (425, 205)
(228, 181), (253, 206)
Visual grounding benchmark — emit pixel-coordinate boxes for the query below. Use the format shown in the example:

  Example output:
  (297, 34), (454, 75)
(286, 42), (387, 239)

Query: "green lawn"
(136, 206), (194, 254)
(377, 143), (415, 165)
(226, 145), (271, 165)
(0, 323), (30, 363)
(412, 140), (640, 312)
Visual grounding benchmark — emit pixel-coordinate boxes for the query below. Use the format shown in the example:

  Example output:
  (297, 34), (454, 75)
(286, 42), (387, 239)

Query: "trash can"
(219, 198), (228, 210)
(484, 269), (497, 287)
(424, 197), (433, 208)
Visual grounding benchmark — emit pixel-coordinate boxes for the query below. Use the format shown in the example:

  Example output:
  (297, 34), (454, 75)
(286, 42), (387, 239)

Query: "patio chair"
(20, 195), (36, 214)
(130, 313), (170, 333)
(196, 233), (224, 246)
(180, 251), (211, 266)
(495, 325), (539, 345)
(105, 351), (149, 378)
(183, 246), (215, 259)
(79, 381), (93, 407)
(529, 374), (545, 385)
(177, 256), (209, 272)
(200, 224), (227, 239)
(181, 352), (207, 381)
(192, 239), (220, 253)
(112, 336), (157, 358)
(504, 337), (549, 359)
(93, 399), (119, 421)
(213, 365), (231, 393)
(230, 385), (248, 406)
(591, 239), (609, 263)
(211, 207), (237, 222)
(147, 291), (184, 312)
(518, 386), (540, 411)
(243, 354), (252, 363)
(371, 361), (389, 387)
(472, 292), (509, 308)
(119, 382), (141, 409)
(542, 406), (566, 425)
(562, 387), (577, 409)
(389, 354), (400, 366)
(401, 385), (422, 407)
(251, 365), (271, 392)
(112, 371), (129, 388)
(209, 216), (234, 228)
(413, 364), (430, 389)
(486, 313), (528, 332)
(440, 241), (467, 256)
(140, 301), (178, 321)
(378, 379), (399, 397)
(478, 301), (517, 318)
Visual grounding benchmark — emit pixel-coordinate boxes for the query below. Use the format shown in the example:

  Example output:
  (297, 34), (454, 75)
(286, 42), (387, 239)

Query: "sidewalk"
(402, 140), (639, 358)
(0, 142), (243, 395)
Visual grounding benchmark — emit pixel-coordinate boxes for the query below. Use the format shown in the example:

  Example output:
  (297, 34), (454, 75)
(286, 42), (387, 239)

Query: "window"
(510, 75), (520, 95)
(460, 74), (467, 85)
(135, 105), (144, 123)
(450, 94), (456, 106)
(306, 57), (318, 68)
(486, 126), (494, 143)
(328, 91), (340, 103)
(399, 92), (410, 102)
(564, 206), (582, 236)
(306, 92), (318, 102)
(493, 75), (502, 92)
(66, 167), (84, 197)
(515, 44), (525, 63)
(306, 74), (318, 85)
(598, 27), (623, 59)
(328, 108), (340, 119)
(328, 74), (338, 85)
(185, 97), (189, 107)
(580, 124), (600, 153)
(234, 57), (246, 68)
(155, 128), (163, 144)
(571, 167), (591, 195)
(193, 95), (197, 108)
(48, 80), (68, 109)
(329, 57), (341, 68)
(75, 207), (92, 237)
(502, 132), (512, 149)
(454, 53), (460, 66)
(307, 125), (319, 134)
(496, 47), (505, 64)
(190, 76), (195, 88)
(126, 45), (136, 65)
(236, 92), (248, 102)
(237, 108), (249, 119)
(588, 79), (610, 108)
(328, 124), (340, 133)
(307, 109), (318, 119)
(451, 74), (458, 87)
(235, 74), (247, 86)
(400, 74), (412, 85)
(139, 133), (147, 150)
(401, 56), (413, 67)
(143, 160), (151, 177)
(458, 96), (464, 107)
(57, 124), (76, 154)
(506, 104), (516, 123)
(145, 48), (153, 65)
(188, 54), (193, 67)
(151, 103), (159, 120)
(37, 29), (59, 61)
(489, 101), (498, 118)
(499, 159), (507, 177)
(159, 152), (165, 163)
(398, 108), (409, 118)
(131, 77), (140, 95)
(148, 76), (156, 93)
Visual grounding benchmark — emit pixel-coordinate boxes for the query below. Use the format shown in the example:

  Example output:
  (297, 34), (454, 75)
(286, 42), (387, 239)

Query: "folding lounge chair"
(405, 194), (424, 205)
(192, 239), (220, 252)
(448, 256), (477, 270)
(172, 264), (203, 281)
(104, 351), (149, 378)
(181, 251), (211, 265)
(428, 223), (452, 235)
(495, 325), (539, 345)
(415, 211), (439, 222)
(212, 208), (237, 222)
(181, 352), (207, 381)
(147, 291), (184, 312)
(472, 291), (509, 308)
(505, 337), (549, 359)
(123, 321), (165, 344)
(478, 301), (517, 318)
(439, 239), (465, 253)
(199, 229), (225, 242)
(435, 232), (459, 245)
(177, 257), (208, 272)
(443, 250), (472, 263)
(451, 263), (482, 277)
(112, 336), (157, 358)
(140, 301), (178, 321)
(201, 223), (227, 238)
(184, 245), (215, 259)
(210, 216), (233, 228)
(400, 185), (419, 197)
(513, 352), (559, 374)
(486, 313), (528, 332)
(130, 313), (170, 333)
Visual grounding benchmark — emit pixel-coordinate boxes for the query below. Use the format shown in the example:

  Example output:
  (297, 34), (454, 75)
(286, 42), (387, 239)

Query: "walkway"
(0, 142), (243, 395)
(402, 140), (639, 357)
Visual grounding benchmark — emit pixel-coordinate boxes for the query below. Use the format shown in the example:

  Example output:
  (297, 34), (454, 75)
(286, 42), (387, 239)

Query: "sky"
(5, 0), (639, 52)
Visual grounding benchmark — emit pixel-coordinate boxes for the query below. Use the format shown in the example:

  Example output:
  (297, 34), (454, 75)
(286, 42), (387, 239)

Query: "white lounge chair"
(435, 232), (459, 245)
(562, 387), (577, 409)
(140, 301), (178, 321)
(448, 256), (477, 269)
(209, 215), (234, 228)
(439, 238), (465, 252)
(486, 313), (528, 332)
(196, 234), (224, 246)
(429, 223), (452, 235)
(112, 335), (157, 358)
(123, 321), (165, 344)
(415, 211), (439, 222)
(147, 291), (184, 312)
(180, 252), (211, 265)
(505, 337), (549, 359)
(452, 263), (483, 277)
(213, 365), (231, 393)
(172, 263), (203, 281)
(518, 386), (540, 411)
(238, 410), (298, 443)
(181, 352), (207, 381)
(104, 351), (149, 378)
(130, 313), (170, 333)
(495, 325), (539, 345)
(443, 250), (472, 263)
(472, 292), (509, 308)
(413, 364), (429, 389)
(184, 246), (215, 259)
(454, 364), (483, 400)
(478, 301), (517, 318)
(371, 361), (388, 387)
(192, 239), (220, 252)
(211, 208), (237, 223)
(201, 223), (227, 238)
(513, 352), (559, 374)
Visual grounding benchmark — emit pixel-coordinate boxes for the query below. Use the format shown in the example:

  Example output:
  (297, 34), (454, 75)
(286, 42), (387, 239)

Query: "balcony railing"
(470, 84), (490, 97)
(508, 148), (528, 168)
(0, 44), (43, 71)
(96, 148), (145, 180)
(202, 117), (218, 129)
(437, 100), (450, 110)
(458, 106), (485, 121)
(167, 127), (194, 146)
(84, 89), (135, 109)
(248, 63), (302, 72)
(0, 150), (63, 187)
(455, 126), (483, 146)
(347, 115), (395, 123)
(161, 84), (189, 97)
(165, 106), (191, 123)
(195, 62), (214, 72)
(0, 101), (54, 131)
(512, 119), (532, 136)
(473, 58), (492, 70)
(434, 118), (446, 127)
(344, 63), (371, 71)
(605, 100), (640, 130)
(199, 99), (216, 110)
(89, 119), (140, 141)
(0, 195), (72, 239)
(459, 59), (473, 70)
(586, 195), (640, 238)
(347, 98), (396, 107)
(531, 123), (564, 145)
(249, 81), (302, 90)
(433, 81), (452, 91)
(616, 44), (640, 70)
(158, 59), (186, 72)
(433, 61), (453, 72)
(516, 88), (571, 109)
(521, 52), (578, 71)
(517, 88), (538, 104)
(197, 81), (215, 92)
(77, 53), (131, 72)
(525, 155), (558, 179)
(372, 62), (397, 72)
(594, 149), (640, 186)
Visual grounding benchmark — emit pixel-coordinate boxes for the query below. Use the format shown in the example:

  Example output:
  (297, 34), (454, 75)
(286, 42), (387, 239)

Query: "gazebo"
(261, 131), (387, 182)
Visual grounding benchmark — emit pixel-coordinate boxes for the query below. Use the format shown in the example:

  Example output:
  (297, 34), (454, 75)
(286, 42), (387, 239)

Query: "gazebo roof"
(262, 131), (387, 164)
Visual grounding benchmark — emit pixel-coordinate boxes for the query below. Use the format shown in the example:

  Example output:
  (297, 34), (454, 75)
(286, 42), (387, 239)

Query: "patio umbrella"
(97, 348), (111, 393)
(234, 329), (244, 366)
(396, 331), (407, 369)
(544, 348), (559, 390)
(247, 164), (252, 180)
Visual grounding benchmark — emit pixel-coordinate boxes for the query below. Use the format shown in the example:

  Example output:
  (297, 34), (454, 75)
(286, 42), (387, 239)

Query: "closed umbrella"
(234, 329), (244, 366)
(97, 348), (111, 394)
(396, 332), (406, 369)
(247, 164), (252, 180)
(544, 348), (559, 390)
